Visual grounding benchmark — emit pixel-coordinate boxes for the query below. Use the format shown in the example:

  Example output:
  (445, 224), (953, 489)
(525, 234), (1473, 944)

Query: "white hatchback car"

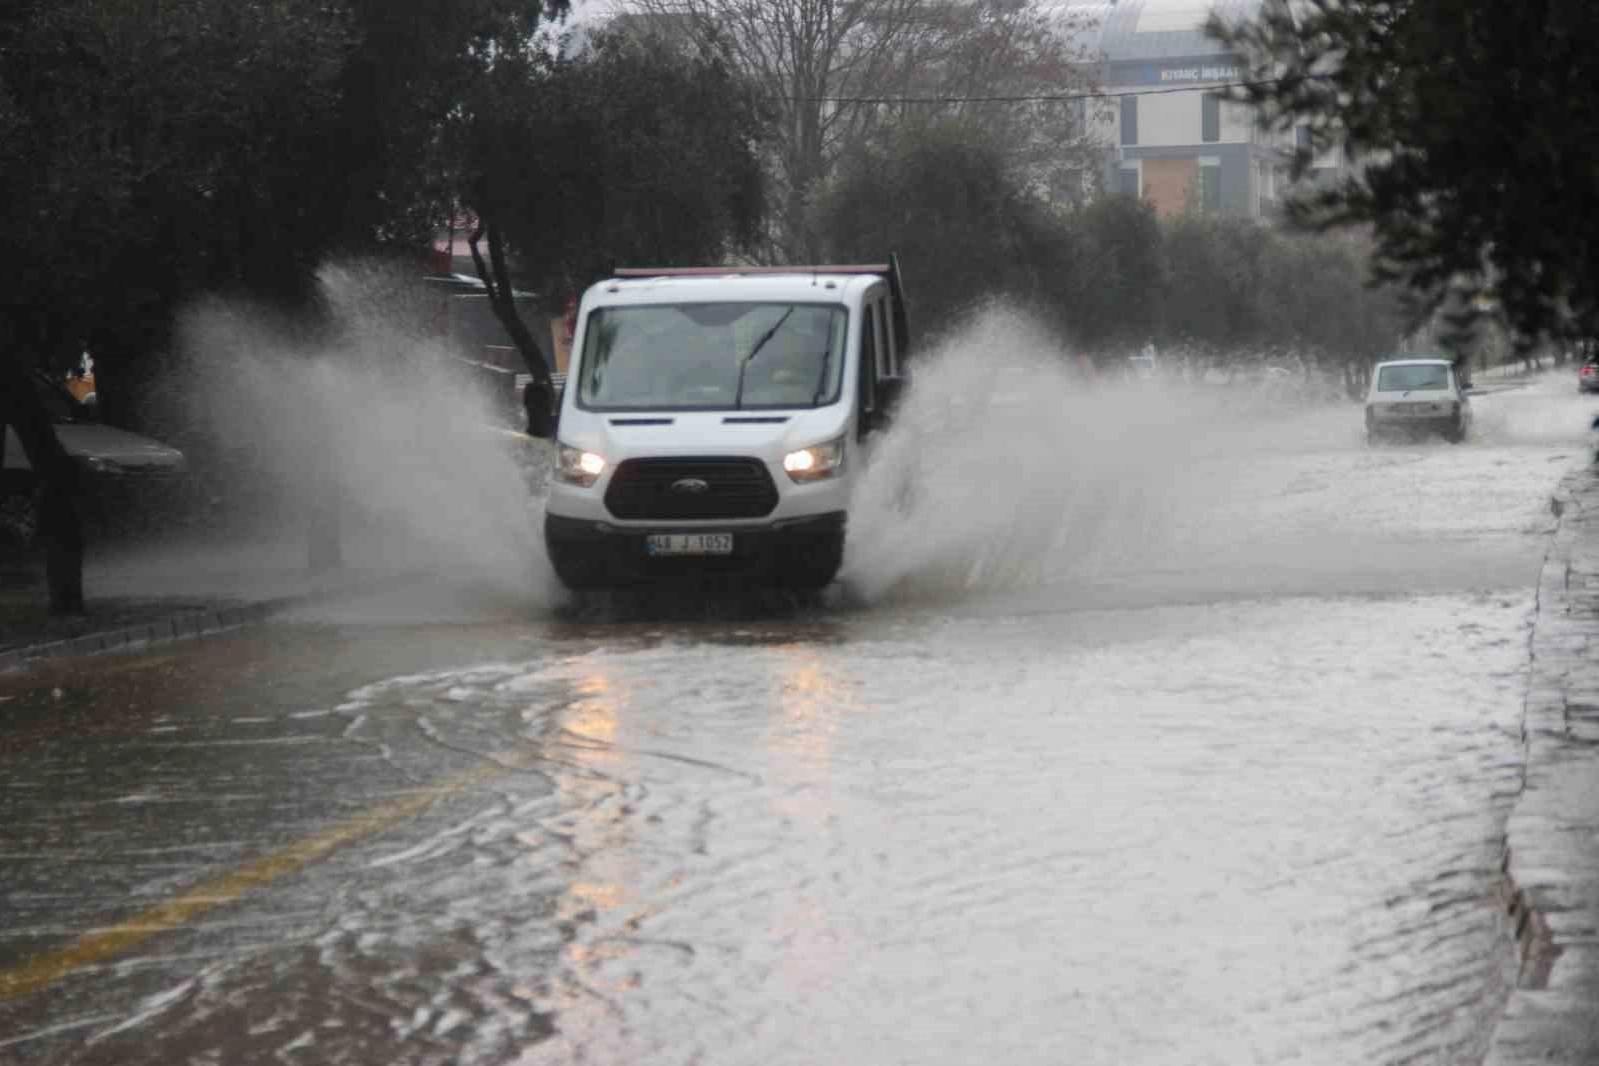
(1365, 358), (1472, 444)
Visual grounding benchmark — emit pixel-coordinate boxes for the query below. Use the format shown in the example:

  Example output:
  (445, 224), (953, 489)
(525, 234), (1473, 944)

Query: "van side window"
(859, 303), (878, 417)
(882, 298), (898, 378)
(872, 298), (891, 379)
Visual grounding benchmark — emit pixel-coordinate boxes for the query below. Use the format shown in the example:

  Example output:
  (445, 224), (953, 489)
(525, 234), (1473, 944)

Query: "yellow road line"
(0, 762), (508, 1003)
(93, 654), (179, 676)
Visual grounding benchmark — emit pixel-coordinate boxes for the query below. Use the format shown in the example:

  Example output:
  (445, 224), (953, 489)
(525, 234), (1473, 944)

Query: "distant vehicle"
(1579, 357), (1599, 393)
(542, 259), (909, 590)
(1365, 358), (1472, 444)
(0, 371), (186, 547)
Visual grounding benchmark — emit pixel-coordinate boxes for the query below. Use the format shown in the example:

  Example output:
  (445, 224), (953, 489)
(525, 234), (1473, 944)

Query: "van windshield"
(577, 303), (849, 411)
(1376, 364), (1450, 392)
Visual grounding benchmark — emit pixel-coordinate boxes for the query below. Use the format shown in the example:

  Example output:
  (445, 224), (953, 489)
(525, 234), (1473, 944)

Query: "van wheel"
(547, 541), (603, 590)
(780, 535), (844, 591)
(782, 561), (841, 592)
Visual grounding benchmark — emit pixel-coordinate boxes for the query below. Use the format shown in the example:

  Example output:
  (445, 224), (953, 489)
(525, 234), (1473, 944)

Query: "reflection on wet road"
(498, 601), (1530, 1066)
(0, 377), (1591, 1064)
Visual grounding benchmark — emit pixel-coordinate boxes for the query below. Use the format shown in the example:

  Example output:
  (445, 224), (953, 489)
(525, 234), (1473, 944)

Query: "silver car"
(1365, 358), (1472, 444)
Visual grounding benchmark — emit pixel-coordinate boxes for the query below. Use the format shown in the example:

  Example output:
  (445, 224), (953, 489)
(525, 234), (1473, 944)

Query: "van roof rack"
(612, 265), (890, 278)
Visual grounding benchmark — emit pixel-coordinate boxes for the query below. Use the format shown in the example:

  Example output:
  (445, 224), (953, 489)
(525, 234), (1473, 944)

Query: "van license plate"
(646, 533), (734, 557)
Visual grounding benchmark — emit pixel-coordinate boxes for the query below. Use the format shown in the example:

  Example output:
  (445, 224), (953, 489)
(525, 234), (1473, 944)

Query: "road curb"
(0, 571), (419, 674)
(0, 598), (297, 674)
(1485, 462), (1599, 1065)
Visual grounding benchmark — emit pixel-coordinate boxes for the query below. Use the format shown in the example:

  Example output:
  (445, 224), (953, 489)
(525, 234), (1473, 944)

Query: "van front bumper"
(544, 511), (846, 589)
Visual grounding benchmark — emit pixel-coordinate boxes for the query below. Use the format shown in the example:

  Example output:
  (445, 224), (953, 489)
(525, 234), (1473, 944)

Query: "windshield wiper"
(734, 307), (793, 409)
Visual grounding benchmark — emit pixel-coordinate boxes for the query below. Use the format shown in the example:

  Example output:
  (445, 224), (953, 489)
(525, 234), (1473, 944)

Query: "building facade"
(1067, 0), (1348, 219)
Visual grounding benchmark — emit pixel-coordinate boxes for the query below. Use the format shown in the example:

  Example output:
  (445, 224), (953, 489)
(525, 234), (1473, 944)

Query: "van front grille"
(604, 457), (779, 520)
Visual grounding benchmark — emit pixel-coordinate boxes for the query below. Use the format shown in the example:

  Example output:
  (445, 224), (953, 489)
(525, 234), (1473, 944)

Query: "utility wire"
(803, 75), (1317, 105)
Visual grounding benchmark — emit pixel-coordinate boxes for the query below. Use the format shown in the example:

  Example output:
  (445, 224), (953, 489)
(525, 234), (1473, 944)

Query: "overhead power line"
(805, 76), (1311, 105)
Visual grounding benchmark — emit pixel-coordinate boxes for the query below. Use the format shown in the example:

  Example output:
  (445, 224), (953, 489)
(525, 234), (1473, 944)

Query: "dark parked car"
(0, 372), (185, 547)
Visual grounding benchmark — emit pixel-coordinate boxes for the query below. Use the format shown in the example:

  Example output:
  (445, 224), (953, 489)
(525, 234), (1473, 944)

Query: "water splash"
(1469, 368), (1599, 446)
(841, 306), (1208, 604)
(839, 309), (1599, 608)
(167, 259), (562, 608)
(141, 285), (1593, 617)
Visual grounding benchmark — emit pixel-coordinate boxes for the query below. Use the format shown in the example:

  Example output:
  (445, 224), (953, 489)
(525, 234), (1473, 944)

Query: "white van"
(542, 262), (908, 589)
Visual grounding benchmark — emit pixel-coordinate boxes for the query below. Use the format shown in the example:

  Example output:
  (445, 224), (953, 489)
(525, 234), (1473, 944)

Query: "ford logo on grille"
(670, 477), (711, 495)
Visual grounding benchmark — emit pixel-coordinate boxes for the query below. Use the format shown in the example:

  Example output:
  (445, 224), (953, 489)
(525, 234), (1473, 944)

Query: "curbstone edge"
(1485, 463), (1599, 1065)
(0, 572), (412, 672)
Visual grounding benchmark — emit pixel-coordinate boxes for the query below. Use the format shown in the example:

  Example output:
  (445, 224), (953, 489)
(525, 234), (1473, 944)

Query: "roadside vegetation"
(813, 117), (1410, 393)
(1208, 0), (1599, 357)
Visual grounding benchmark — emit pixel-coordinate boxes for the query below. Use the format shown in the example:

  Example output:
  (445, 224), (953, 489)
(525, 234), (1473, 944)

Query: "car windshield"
(1376, 364), (1450, 392)
(577, 303), (849, 411)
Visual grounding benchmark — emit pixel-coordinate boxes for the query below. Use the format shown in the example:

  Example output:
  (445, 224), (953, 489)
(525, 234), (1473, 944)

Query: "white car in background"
(1365, 358), (1472, 444)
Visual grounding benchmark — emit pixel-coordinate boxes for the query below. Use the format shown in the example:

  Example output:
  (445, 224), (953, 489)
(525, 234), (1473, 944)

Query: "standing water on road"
(468, 344), (1578, 1064)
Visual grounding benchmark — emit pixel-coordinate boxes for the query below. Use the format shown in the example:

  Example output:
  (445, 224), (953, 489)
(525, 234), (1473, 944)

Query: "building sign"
(1160, 64), (1242, 83)
(1116, 61), (1244, 86)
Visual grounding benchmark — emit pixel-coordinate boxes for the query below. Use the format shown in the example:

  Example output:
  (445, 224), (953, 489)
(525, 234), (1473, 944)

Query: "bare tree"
(621, 0), (1102, 260)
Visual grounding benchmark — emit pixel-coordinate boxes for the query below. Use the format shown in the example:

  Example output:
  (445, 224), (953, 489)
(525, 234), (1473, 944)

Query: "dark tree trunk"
(468, 215), (555, 438)
(0, 358), (85, 614)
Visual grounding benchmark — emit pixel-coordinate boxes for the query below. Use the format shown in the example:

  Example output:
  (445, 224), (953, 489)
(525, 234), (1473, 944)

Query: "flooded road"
(1, 373), (1594, 1064)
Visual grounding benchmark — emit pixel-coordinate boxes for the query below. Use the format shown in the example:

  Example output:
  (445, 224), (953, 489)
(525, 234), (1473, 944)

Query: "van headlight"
(555, 443), (607, 487)
(782, 436), (845, 483)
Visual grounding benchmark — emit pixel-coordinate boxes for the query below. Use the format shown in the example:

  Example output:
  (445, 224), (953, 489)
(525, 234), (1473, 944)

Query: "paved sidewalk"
(0, 589), (314, 672)
(0, 538), (409, 673)
(1486, 461), (1599, 1063)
